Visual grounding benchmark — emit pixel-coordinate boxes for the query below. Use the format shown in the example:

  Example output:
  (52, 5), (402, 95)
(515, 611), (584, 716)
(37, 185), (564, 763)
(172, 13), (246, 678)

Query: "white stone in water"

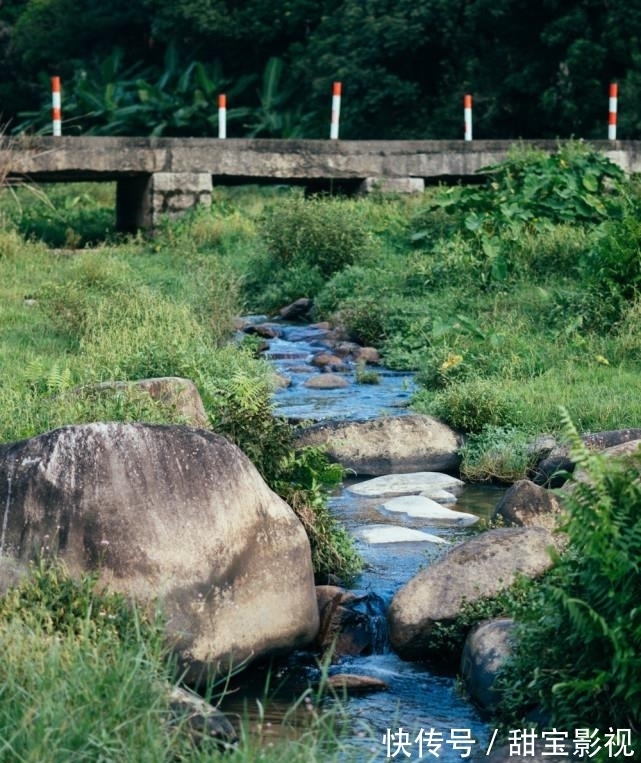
(357, 525), (449, 545)
(381, 495), (479, 526)
(346, 471), (464, 498)
(425, 488), (458, 504)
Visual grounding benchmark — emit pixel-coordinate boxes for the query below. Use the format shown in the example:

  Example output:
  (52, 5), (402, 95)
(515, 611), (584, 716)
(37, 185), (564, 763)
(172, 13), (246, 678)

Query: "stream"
(224, 319), (506, 761)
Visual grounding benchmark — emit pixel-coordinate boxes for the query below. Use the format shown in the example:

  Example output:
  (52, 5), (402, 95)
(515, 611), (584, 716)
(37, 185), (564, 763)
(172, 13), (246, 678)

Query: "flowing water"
(224, 319), (507, 760)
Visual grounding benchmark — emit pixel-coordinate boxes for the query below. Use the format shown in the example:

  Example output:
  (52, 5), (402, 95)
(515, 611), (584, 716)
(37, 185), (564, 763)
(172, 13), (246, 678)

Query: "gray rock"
(354, 346), (381, 365)
(0, 423), (319, 682)
(303, 373), (349, 389)
(532, 428), (641, 486)
(168, 685), (238, 750)
(460, 617), (515, 712)
(279, 297), (313, 320)
(388, 528), (554, 662)
(495, 480), (564, 535)
(569, 438), (641, 490)
(295, 415), (462, 476)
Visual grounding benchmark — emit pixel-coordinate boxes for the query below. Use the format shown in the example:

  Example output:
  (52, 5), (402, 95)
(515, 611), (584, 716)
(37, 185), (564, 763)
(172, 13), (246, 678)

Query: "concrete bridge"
(2, 136), (640, 230)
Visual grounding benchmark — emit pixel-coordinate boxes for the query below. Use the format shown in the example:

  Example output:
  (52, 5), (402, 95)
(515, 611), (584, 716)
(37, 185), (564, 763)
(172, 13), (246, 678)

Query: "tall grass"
(1, 162), (640, 757)
(0, 560), (377, 763)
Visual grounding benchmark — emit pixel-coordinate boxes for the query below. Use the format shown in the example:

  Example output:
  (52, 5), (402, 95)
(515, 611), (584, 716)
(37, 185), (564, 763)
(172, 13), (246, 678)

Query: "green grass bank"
(0, 140), (639, 755)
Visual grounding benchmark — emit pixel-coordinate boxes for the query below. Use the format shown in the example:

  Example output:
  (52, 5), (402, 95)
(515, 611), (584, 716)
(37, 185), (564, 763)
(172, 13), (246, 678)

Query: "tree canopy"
(2, 0), (641, 138)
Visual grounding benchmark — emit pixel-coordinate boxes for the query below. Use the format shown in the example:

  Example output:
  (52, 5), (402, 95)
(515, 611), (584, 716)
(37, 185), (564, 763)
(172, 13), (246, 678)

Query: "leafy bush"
(5, 183), (115, 247)
(496, 412), (641, 731)
(423, 142), (625, 236)
(14, 45), (251, 138)
(425, 575), (537, 668)
(260, 194), (374, 279)
(415, 376), (520, 434)
(274, 447), (362, 583)
(580, 199), (641, 304)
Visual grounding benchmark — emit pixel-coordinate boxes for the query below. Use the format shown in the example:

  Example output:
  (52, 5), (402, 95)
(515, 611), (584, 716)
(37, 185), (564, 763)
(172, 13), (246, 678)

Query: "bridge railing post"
(51, 77), (61, 137)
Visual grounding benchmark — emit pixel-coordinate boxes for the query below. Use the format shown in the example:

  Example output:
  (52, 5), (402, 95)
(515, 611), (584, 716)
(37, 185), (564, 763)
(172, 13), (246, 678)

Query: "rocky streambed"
(232, 315), (522, 760)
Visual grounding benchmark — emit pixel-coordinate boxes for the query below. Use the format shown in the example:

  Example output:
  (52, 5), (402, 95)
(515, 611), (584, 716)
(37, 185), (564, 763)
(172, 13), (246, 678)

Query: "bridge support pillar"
(116, 172), (213, 232)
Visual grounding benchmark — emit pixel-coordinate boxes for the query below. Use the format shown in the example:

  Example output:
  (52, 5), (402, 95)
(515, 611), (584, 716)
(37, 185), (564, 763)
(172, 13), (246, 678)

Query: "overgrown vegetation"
(0, 558), (183, 761)
(0, 183), (362, 584)
(495, 411), (641, 736)
(0, 559), (373, 762)
(1, 140), (641, 755)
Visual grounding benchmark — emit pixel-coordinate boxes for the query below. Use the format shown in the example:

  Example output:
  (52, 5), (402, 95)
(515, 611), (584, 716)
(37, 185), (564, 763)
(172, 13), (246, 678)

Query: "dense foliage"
(4, 1), (641, 138)
(496, 412), (641, 735)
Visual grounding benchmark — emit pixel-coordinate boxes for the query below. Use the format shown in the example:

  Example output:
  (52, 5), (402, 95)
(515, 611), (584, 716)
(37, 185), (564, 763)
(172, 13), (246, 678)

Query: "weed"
(354, 361), (380, 385)
(459, 425), (538, 483)
(416, 377), (521, 434)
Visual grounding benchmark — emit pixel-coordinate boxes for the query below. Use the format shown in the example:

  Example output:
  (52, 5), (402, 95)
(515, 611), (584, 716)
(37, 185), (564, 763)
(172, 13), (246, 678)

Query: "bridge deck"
(2, 137), (640, 230)
(3, 137), (641, 182)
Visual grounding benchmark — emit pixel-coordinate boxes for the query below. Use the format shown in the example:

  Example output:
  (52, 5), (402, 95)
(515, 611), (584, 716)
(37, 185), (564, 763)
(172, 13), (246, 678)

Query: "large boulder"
(294, 414), (462, 476)
(387, 528), (554, 662)
(0, 423), (319, 682)
(532, 428), (641, 486)
(315, 585), (387, 658)
(495, 479), (564, 535)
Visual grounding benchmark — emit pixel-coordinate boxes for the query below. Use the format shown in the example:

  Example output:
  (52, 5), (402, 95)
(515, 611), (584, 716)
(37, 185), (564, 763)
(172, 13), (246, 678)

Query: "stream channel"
(223, 319), (506, 761)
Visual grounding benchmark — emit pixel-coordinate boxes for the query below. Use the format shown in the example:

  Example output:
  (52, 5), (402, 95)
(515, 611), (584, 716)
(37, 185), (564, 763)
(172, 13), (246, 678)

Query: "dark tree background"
(1, 0), (640, 138)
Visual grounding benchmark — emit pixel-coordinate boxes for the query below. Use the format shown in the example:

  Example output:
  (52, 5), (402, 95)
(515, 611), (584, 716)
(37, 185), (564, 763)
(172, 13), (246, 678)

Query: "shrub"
(416, 376), (520, 434)
(260, 194), (374, 279)
(5, 182), (115, 247)
(580, 200), (641, 302)
(424, 575), (537, 668)
(274, 447), (362, 583)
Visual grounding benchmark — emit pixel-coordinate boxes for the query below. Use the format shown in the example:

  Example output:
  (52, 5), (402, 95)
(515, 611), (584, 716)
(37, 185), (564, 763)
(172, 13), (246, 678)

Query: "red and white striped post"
(218, 93), (227, 139)
(464, 94), (473, 141)
(608, 82), (618, 141)
(51, 76), (62, 136)
(330, 81), (342, 139)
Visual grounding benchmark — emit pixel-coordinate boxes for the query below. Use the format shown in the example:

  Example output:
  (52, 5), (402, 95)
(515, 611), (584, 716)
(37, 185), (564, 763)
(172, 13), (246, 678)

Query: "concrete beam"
(3, 137), (641, 230)
(5, 137), (641, 183)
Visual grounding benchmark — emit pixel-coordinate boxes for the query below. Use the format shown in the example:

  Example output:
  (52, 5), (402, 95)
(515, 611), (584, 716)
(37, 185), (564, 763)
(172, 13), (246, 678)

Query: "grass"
(0, 560), (377, 763)
(1, 147), (640, 755)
